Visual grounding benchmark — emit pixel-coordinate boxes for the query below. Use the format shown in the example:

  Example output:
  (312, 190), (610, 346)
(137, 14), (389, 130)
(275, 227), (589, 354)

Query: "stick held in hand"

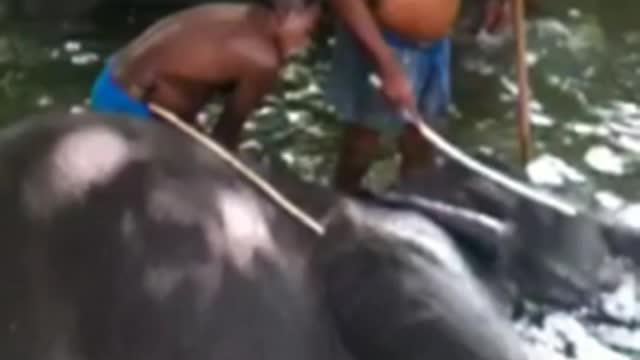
(368, 73), (578, 217)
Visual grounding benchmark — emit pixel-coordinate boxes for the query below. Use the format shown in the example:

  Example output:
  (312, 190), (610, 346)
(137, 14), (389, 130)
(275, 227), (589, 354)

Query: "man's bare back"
(90, 2), (319, 149)
(112, 5), (274, 118)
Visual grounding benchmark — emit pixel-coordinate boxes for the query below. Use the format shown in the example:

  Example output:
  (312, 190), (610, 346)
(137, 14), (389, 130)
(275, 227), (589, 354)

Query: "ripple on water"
(71, 52), (100, 66)
(530, 112), (556, 128)
(64, 40), (81, 53)
(36, 95), (53, 108)
(69, 105), (85, 114)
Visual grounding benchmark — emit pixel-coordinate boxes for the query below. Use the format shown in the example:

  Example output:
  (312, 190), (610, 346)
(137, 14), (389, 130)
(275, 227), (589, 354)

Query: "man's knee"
(342, 124), (381, 157)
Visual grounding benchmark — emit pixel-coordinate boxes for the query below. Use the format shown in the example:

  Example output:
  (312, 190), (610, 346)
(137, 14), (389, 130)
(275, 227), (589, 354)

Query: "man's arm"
(328, 0), (397, 76)
(328, 0), (415, 110)
(211, 59), (279, 151)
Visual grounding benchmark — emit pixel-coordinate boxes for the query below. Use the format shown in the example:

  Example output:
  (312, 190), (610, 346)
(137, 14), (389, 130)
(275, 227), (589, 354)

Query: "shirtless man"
(325, 0), (462, 193)
(90, 1), (320, 150)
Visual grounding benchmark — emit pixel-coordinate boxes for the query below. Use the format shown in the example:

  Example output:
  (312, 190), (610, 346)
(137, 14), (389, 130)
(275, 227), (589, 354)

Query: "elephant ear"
(371, 192), (513, 262)
(313, 199), (528, 360)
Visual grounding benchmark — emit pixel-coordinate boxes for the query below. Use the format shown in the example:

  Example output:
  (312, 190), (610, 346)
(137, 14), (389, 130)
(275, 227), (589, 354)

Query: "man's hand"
(328, 0), (417, 115)
(378, 61), (416, 113)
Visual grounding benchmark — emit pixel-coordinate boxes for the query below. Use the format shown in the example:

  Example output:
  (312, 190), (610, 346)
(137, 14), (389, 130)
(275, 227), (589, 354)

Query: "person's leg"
(211, 117), (245, 151)
(327, 27), (403, 193)
(325, 25), (384, 194)
(397, 37), (452, 181)
(334, 124), (381, 194)
(212, 67), (279, 151)
(397, 124), (436, 180)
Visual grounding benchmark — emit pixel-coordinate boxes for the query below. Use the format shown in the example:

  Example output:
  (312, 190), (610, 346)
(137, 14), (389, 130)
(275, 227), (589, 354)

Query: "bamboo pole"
(512, 0), (533, 164)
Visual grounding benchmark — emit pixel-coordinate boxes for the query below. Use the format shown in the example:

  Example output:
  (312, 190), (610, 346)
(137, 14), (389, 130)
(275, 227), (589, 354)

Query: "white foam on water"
(527, 154), (587, 186)
(590, 325), (640, 354)
(64, 40), (81, 52)
(615, 204), (640, 229)
(531, 112), (556, 127)
(594, 191), (626, 211)
(36, 95), (53, 107)
(600, 275), (638, 323)
(71, 52), (99, 66)
(584, 146), (626, 176)
(516, 313), (632, 360)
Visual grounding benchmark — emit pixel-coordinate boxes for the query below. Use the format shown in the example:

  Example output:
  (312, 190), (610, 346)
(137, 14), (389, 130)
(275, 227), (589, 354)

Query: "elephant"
(0, 111), (527, 360)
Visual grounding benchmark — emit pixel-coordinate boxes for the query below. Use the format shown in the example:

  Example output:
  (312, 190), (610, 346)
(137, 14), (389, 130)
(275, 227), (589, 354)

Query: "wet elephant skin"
(0, 112), (526, 360)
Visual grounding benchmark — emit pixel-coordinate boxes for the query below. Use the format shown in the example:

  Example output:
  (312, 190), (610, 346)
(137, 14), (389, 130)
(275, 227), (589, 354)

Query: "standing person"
(326, 0), (461, 194)
(90, 1), (320, 150)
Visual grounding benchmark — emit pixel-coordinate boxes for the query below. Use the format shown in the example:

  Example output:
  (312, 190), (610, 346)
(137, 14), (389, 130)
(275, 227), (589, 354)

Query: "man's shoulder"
(230, 34), (281, 73)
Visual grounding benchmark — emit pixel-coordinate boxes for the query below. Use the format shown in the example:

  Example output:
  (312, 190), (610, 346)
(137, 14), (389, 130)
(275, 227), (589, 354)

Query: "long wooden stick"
(148, 103), (326, 236)
(512, 0), (533, 164)
(410, 113), (576, 216)
(368, 74), (578, 217)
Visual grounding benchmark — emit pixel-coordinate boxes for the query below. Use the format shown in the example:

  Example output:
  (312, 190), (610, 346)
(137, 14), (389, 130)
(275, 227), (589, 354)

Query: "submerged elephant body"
(0, 112), (526, 360)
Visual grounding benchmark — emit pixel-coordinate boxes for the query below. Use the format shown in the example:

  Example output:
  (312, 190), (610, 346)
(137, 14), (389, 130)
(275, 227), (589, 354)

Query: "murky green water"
(2, 1), (640, 210)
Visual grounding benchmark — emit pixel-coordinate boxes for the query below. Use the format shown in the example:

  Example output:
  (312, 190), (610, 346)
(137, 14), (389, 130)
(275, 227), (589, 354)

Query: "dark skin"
(111, 3), (319, 150)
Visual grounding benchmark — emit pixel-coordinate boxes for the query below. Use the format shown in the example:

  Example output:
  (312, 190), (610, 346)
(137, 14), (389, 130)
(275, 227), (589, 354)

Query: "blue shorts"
(325, 26), (451, 135)
(89, 59), (152, 120)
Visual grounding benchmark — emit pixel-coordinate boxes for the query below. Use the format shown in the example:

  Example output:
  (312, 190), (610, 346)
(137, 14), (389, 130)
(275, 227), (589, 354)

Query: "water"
(1, 2), (640, 357)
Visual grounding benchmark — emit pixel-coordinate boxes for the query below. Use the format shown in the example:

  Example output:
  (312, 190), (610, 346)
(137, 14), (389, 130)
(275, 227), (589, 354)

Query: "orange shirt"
(374, 0), (461, 42)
